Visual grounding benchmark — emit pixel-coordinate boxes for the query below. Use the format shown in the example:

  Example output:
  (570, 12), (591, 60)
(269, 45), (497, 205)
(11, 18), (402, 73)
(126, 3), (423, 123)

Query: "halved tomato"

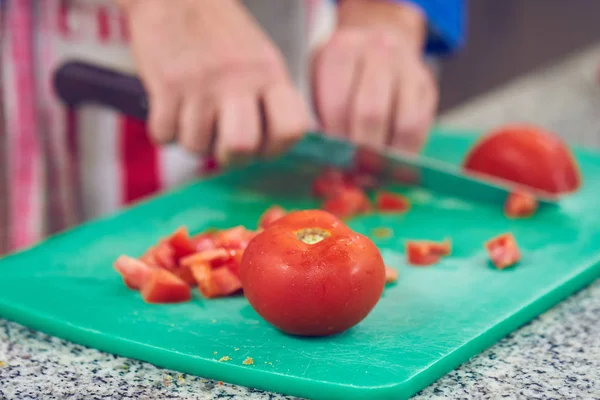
(140, 269), (191, 303)
(322, 187), (371, 218)
(485, 233), (520, 269)
(504, 191), (538, 218)
(375, 191), (410, 213)
(258, 206), (287, 230)
(463, 124), (581, 195)
(406, 239), (451, 266)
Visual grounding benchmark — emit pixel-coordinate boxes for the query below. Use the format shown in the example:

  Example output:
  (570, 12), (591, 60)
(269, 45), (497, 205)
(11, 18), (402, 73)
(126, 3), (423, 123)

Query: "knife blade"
(53, 61), (560, 205)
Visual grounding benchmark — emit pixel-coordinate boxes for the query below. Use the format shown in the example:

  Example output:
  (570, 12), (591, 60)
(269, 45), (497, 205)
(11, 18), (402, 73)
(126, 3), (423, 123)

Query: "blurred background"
(437, 0), (600, 148)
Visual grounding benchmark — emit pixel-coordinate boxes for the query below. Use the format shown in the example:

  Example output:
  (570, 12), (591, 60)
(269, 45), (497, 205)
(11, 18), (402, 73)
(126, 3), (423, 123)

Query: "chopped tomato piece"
(258, 206), (287, 230)
(139, 248), (159, 267)
(311, 167), (349, 198)
(221, 250), (244, 278)
(353, 148), (385, 175)
(375, 191), (410, 213)
(485, 233), (521, 269)
(140, 269), (191, 303)
(172, 265), (197, 286)
(180, 248), (232, 267)
(504, 191), (538, 218)
(322, 187), (371, 219)
(344, 169), (379, 190)
(191, 232), (217, 252)
(114, 255), (155, 290)
(190, 263), (242, 298)
(406, 239), (451, 266)
(214, 226), (256, 250)
(385, 266), (398, 283)
(153, 241), (177, 270)
(166, 227), (197, 259)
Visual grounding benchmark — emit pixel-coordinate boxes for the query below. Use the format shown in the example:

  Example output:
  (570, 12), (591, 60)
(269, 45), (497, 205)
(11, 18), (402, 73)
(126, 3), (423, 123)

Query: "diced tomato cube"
(312, 167), (349, 199)
(166, 227), (197, 259)
(114, 255), (155, 290)
(140, 269), (191, 303)
(153, 241), (177, 270)
(344, 170), (379, 190)
(172, 264), (197, 286)
(385, 266), (398, 283)
(485, 233), (520, 269)
(214, 226), (256, 250)
(180, 248), (232, 267)
(258, 206), (287, 230)
(190, 263), (242, 298)
(352, 148), (385, 175)
(405, 239), (451, 266)
(191, 232), (217, 252)
(375, 191), (410, 213)
(322, 187), (371, 219)
(504, 191), (538, 218)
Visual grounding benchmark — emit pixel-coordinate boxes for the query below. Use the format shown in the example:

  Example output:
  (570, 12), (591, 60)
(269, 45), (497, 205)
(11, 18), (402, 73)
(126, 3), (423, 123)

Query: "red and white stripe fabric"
(1, 0), (331, 254)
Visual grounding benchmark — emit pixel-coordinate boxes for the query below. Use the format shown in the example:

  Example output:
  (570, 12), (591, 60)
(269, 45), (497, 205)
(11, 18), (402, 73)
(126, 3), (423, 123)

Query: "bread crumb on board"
(242, 357), (254, 365)
(219, 356), (232, 362)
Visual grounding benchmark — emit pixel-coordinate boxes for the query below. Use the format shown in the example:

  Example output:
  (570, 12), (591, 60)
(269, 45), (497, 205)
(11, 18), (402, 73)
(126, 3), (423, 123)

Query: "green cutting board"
(1, 128), (599, 400)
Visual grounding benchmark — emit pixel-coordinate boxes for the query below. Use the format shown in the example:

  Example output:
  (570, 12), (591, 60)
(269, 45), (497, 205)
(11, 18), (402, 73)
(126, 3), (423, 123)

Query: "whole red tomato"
(463, 124), (581, 195)
(240, 210), (386, 336)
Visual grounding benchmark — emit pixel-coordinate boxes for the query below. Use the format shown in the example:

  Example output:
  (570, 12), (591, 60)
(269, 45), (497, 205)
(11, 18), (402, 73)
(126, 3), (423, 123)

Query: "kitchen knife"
(53, 61), (561, 205)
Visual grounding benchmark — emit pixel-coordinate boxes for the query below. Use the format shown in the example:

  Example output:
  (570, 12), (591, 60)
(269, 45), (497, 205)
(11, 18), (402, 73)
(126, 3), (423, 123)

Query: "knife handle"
(53, 61), (149, 121)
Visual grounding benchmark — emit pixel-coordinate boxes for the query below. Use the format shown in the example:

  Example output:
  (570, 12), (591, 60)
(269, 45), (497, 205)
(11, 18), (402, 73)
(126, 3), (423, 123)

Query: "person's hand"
(311, 0), (438, 153)
(117, 0), (311, 163)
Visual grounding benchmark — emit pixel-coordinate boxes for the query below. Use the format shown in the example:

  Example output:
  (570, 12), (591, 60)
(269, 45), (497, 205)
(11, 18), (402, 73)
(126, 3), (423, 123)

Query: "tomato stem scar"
(295, 228), (331, 244)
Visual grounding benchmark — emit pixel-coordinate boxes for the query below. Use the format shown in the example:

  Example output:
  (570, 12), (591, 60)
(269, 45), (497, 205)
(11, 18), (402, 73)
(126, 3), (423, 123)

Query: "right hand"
(118, 0), (311, 164)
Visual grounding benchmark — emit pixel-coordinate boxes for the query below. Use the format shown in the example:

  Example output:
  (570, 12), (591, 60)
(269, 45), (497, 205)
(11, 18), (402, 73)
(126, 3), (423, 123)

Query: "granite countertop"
(2, 45), (600, 400)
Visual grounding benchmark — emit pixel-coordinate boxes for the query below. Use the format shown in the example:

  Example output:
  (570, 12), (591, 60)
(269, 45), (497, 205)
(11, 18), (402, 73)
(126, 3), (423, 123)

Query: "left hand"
(311, 0), (438, 153)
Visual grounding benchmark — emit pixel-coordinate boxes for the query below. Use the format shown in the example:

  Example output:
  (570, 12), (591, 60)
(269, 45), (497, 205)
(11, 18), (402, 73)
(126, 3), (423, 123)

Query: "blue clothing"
(335, 0), (467, 55)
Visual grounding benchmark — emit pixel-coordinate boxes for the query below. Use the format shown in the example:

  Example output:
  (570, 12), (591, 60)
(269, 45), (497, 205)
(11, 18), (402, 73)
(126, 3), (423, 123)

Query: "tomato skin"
(485, 233), (520, 269)
(141, 269), (191, 303)
(375, 191), (410, 213)
(322, 187), (370, 219)
(406, 240), (451, 266)
(463, 124), (581, 195)
(258, 206), (287, 230)
(240, 210), (386, 337)
(504, 191), (538, 218)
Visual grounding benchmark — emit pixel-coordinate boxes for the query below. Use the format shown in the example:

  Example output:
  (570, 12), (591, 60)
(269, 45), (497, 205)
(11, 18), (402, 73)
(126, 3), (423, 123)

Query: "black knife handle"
(53, 61), (149, 121)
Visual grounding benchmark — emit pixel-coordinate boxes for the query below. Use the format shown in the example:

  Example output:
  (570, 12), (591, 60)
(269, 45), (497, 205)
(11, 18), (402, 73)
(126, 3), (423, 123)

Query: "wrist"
(337, 0), (427, 51)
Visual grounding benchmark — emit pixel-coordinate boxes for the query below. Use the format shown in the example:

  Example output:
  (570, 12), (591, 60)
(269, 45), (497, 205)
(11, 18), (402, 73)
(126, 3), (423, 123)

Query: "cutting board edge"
(2, 256), (599, 400)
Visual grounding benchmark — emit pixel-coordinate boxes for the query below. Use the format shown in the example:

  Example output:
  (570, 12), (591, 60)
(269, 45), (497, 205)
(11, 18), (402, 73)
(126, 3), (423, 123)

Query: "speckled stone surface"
(3, 45), (600, 400)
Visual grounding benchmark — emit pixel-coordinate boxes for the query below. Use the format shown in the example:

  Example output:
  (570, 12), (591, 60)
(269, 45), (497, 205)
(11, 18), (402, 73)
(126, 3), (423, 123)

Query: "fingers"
(148, 89), (180, 144)
(179, 96), (217, 154)
(262, 83), (311, 157)
(214, 93), (261, 165)
(390, 64), (437, 153)
(312, 32), (364, 136)
(349, 42), (395, 149)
